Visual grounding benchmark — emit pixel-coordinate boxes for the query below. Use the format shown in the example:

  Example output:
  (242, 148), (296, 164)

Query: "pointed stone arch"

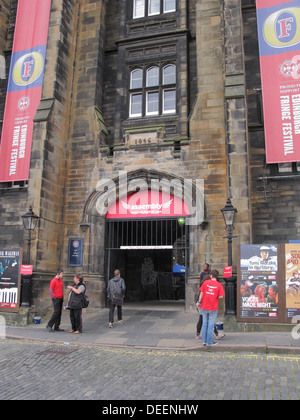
(82, 168), (206, 225)
(81, 169), (207, 311)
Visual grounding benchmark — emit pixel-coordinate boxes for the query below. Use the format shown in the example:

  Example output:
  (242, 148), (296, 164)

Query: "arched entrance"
(81, 169), (205, 310)
(105, 190), (190, 302)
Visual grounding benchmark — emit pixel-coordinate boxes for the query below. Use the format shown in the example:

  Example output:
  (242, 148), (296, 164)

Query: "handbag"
(111, 280), (123, 306)
(112, 296), (123, 306)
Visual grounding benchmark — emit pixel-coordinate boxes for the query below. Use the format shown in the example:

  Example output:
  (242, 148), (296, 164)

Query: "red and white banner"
(107, 190), (190, 219)
(0, 0), (51, 182)
(256, 0), (300, 163)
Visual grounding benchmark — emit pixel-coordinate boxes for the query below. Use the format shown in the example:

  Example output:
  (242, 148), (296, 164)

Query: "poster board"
(285, 243), (300, 318)
(0, 247), (22, 312)
(237, 244), (287, 323)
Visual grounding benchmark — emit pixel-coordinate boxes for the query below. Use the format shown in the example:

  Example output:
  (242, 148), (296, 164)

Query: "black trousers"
(47, 298), (63, 330)
(70, 308), (82, 332)
(109, 302), (122, 323)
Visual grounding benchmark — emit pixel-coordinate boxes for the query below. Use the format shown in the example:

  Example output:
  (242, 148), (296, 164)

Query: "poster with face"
(0, 248), (21, 311)
(285, 244), (300, 318)
(240, 245), (278, 319)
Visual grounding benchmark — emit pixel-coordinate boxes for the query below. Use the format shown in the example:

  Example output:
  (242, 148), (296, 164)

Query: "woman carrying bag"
(67, 273), (86, 334)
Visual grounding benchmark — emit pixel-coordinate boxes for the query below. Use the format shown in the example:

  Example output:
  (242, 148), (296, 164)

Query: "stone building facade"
(0, 0), (299, 318)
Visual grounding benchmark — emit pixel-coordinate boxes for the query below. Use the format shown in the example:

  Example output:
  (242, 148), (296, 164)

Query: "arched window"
(146, 67), (159, 87)
(163, 64), (176, 85)
(131, 69), (143, 89)
(129, 63), (176, 118)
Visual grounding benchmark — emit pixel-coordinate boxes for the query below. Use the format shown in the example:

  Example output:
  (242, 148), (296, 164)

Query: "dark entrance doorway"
(106, 218), (188, 302)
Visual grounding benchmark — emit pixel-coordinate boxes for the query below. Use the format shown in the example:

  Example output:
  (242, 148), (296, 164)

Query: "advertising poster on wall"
(240, 245), (278, 319)
(285, 243), (300, 318)
(0, 248), (21, 312)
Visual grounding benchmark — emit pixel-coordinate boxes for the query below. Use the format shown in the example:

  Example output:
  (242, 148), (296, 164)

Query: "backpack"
(81, 285), (89, 308)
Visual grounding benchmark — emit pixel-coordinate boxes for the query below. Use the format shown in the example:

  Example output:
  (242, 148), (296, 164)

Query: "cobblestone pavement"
(0, 338), (299, 401)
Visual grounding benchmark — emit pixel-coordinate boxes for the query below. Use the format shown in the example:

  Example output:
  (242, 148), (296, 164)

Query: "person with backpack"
(107, 269), (126, 328)
(67, 273), (86, 334)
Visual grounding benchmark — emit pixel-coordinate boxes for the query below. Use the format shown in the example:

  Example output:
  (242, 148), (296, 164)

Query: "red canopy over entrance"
(106, 190), (190, 219)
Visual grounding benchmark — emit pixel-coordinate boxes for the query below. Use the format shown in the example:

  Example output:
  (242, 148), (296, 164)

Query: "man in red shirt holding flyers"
(199, 269), (224, 347)
(46, 268), (64, 332)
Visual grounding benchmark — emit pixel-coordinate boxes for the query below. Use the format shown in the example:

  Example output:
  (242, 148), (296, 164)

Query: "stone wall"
(0, 0), (256, 317)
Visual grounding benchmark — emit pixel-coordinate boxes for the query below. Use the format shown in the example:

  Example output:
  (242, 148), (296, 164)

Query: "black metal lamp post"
(220, 198), (237, 316)
(21, 206), (39, 306)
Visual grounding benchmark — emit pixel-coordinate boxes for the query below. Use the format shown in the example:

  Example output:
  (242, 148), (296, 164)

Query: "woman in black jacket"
(67, 273), (86, 334)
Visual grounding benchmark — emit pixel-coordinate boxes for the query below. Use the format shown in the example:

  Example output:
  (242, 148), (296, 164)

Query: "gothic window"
(133, 0), (176, 19)
(129, 64), (176, 118)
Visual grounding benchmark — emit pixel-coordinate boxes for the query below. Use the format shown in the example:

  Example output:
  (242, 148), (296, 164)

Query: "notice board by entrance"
(68, 238), (83, 267)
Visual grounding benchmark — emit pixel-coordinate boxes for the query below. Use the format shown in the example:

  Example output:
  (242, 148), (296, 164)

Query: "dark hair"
(200, 273), (211, 287)
(75, 273), (84, 283)
(56, 268), (63, 275)
(210, 269), (219, 279)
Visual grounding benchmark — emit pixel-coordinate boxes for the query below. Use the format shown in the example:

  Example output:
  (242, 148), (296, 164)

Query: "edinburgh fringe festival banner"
(0, 0), (51, 182)
(256, 0), (300, 163)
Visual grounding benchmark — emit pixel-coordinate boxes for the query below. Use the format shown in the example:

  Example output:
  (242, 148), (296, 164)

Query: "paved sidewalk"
(4, 301), (300, 354)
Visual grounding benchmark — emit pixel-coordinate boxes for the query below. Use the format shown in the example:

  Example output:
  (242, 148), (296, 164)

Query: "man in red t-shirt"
(199, 269), (224, 346)
(46, 269), (64, 332)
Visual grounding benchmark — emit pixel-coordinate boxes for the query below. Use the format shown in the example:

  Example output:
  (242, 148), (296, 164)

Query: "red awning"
(106, 190), (190, 219)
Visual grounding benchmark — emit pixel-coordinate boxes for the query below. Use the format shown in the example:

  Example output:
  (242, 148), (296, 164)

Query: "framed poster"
(239, 245), (278, 319)
(285, 244), (300, 318)
(0, 247), (22, 312)
(68, 238), (83, 267)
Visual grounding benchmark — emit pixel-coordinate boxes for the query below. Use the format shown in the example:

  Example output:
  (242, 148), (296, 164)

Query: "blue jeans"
(200, 309), (218, 345)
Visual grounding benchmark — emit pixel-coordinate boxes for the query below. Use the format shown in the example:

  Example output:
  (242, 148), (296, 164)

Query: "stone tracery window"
(129, 64), (176, 118)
